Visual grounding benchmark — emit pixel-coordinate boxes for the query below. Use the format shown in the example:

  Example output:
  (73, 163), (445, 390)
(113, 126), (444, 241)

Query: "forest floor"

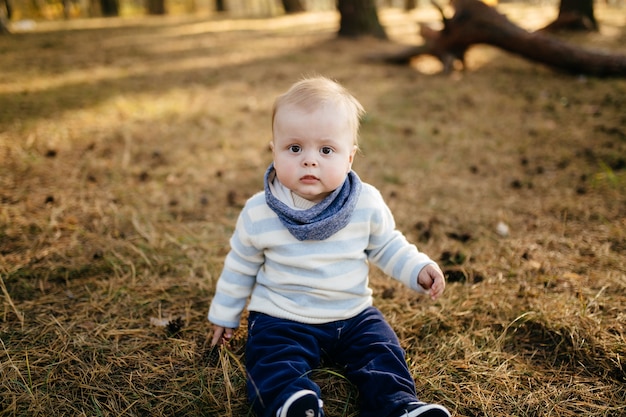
(1, 3), (625, 416)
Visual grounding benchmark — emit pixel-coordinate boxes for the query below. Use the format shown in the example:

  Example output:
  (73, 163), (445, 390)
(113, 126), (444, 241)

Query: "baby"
(208, 76), (451, 417)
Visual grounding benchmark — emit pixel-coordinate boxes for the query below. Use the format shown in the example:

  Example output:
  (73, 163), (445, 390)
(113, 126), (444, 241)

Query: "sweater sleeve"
(208, 203), (264, 329)
(365, 188), (435, 293)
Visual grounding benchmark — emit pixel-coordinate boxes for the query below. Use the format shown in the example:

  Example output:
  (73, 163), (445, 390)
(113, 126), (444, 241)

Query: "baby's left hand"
(418, 264), (446, 300)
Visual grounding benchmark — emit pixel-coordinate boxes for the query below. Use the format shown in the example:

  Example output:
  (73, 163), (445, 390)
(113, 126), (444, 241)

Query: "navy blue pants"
(245, 306), (419, 417)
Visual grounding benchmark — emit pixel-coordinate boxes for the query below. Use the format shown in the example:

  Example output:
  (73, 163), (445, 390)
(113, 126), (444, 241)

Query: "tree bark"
(379, 0), (626, 77)
(337, 0), (387, 39)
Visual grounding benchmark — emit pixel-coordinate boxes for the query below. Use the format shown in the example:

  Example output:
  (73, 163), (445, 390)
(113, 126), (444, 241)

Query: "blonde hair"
(272, 76), (365, 146)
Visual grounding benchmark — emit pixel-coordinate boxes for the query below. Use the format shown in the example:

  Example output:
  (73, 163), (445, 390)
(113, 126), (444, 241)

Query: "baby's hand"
(418, 264), (446, 300)
(210, 325), (234, 347)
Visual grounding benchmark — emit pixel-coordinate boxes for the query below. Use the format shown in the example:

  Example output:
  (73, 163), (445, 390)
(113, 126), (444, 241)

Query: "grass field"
(1, 3), (625, 416)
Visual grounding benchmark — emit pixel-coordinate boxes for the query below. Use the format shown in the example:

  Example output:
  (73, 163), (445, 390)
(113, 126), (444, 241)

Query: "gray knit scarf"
(264, 164), (362, 241)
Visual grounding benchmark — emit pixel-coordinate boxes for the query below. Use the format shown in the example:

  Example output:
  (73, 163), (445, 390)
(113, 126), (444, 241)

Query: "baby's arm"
(417, 264), (446, 300)
(208, 199), (264, 345)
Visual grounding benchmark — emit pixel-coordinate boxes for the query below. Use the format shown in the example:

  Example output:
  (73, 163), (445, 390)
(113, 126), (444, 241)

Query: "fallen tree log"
(380, 0), (626, 77)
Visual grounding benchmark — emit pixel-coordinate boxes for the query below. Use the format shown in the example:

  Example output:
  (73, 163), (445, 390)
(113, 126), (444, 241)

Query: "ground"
(0, 4), (625, 417)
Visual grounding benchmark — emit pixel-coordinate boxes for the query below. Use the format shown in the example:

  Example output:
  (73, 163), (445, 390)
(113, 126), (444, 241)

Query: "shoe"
(277, 390), (322, 417)
(398, 401), (451, 417)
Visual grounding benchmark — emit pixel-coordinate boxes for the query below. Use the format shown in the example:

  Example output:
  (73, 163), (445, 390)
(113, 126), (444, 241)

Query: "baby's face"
(271, 103), (357, 203)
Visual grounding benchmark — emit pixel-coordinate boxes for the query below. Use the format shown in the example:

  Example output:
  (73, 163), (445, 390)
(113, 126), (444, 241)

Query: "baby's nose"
(303, 156), (318, 167)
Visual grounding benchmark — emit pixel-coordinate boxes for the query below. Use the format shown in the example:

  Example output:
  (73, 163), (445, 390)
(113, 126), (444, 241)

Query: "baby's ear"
(269, 141), (275, 152)
(349, 145), (357, 164)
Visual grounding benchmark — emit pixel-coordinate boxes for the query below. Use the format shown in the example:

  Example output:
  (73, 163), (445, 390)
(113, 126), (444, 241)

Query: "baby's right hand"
(418, 264), (446, 300)
(210, 325), (234, 346)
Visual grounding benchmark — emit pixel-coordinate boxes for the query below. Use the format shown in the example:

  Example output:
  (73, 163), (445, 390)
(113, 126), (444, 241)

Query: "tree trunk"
(541, 0), (597, 32)
(146, 0), (166, 15)
(100, 0), (119, 16)
(63, 0), (71, 18)
(215, 0), (226, 12)
(1, 0), (9, 34)
(281, 0), (304, 13)
(2, 0), (11, 19)
(337, 0), (387, 39)
(404, 0), (417, 11)
(0, 19), (9, 35)
(378, 0), (626, 77)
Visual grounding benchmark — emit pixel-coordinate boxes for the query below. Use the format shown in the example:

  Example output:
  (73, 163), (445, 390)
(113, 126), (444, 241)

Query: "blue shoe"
(398, 401), (451, 417)
(277, 390), (322, 417)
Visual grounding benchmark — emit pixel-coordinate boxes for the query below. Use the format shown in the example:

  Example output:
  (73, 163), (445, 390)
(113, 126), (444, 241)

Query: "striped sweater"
(208, 182), (434, 329)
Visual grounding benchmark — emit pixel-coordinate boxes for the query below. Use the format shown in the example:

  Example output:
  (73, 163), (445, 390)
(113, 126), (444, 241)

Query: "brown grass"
(1, 4), (626, 416)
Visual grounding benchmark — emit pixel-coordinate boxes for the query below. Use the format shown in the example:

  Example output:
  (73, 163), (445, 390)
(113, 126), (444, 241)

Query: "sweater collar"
(264, 164), (362, 241)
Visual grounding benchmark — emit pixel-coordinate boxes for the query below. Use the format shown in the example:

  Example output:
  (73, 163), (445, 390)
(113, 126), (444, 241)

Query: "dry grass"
(1, 4), (626, 416)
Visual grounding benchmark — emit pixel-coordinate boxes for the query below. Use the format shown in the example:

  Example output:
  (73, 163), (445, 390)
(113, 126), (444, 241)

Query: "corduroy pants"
(245, 306), (419, 417)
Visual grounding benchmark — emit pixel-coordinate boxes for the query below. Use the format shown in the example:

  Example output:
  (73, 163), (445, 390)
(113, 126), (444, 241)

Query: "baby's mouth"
(300, 175), (319, 183)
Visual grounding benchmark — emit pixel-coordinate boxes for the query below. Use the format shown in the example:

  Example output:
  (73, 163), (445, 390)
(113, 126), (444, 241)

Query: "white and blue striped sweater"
(208, 183), (434, 329)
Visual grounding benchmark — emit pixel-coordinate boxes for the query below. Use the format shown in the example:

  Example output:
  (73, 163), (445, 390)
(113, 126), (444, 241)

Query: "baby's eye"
(320, 146), (334, 155)
(288, 145), (301, 153)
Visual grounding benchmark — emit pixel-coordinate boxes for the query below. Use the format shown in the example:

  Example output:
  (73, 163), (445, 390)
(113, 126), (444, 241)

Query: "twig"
(0, 274), (25, 328)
